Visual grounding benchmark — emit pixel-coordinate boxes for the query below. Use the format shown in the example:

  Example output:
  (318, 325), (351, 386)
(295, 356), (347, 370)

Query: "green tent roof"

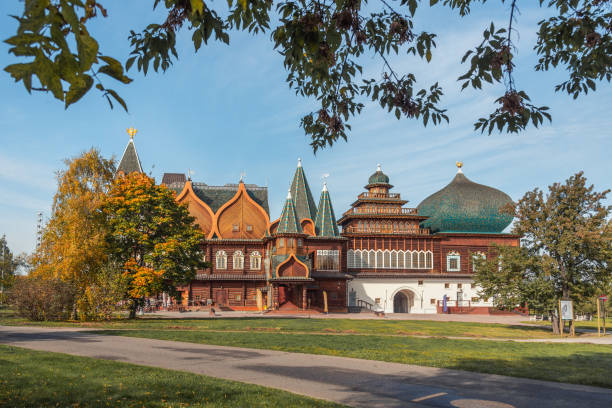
(290, 159), (317, 222)
(314, 183), (339, 237)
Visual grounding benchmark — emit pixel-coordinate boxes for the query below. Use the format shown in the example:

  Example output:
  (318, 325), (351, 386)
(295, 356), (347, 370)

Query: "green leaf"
(76, 31), (99, 71)
(98, 56), (133, 84)
(190, 0), (204, 15)
(106, 89), (128, 112)
(65, 74), (94, 108)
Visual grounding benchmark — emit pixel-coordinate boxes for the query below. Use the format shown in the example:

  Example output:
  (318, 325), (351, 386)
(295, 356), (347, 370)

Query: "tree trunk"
(128, 301), (137, 319)
(550, 312), (560, 334)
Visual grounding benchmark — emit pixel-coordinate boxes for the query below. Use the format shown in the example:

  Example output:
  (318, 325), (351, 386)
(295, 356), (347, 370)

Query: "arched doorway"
(393, 290), (415, 313)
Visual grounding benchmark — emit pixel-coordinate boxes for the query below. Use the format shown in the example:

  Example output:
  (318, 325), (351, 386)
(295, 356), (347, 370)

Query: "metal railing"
(357, 192), (401, 199)
(343, 207), (418, 216)
(343, 226), (430, 235)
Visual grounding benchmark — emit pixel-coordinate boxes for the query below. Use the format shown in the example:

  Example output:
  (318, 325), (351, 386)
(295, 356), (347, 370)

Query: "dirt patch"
(244, 326), (282, 332)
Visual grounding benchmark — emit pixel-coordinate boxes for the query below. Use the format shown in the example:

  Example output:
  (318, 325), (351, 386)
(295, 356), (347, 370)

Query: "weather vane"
(127, 127), (138, 140)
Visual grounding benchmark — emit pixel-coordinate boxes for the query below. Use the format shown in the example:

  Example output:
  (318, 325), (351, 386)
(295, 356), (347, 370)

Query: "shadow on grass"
(237, 354), (612, 408)
(0, 345), (342, 408)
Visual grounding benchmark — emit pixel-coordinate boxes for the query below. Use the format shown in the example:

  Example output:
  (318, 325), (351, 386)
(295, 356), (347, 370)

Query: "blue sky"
(1, 1), (610, 254)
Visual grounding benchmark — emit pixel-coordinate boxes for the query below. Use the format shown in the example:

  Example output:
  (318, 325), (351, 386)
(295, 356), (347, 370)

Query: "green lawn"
(92, 328), (612, 388)
(0, 307), (559, 339)
(0, 345), (344, 408)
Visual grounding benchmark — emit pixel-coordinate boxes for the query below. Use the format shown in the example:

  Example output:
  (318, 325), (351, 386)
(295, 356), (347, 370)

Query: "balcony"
(343, 226), (431, 235)
(342, 207), (419, 216)
(357, 192), (401, 199)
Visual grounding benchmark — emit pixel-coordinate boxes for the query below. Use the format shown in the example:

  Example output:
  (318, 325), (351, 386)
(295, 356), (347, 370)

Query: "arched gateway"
(393, 290), (415, 313)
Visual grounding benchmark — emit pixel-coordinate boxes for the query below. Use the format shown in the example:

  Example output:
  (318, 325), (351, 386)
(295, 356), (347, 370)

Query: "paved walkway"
(1, 326), (611, 408)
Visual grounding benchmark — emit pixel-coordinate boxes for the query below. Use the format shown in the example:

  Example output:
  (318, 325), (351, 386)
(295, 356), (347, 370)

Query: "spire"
(456, 161), (463, 174)
(315, 183), (339, 237)
(276, 189), (302, 234)
(117, 127), (143, 176)
(377, 163), (381, 172)
(290, 159), (317, 222)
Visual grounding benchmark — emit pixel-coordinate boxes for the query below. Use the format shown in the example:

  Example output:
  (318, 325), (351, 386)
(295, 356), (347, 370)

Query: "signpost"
(597, 295), (607, 337)
(559, 300), (574, 336)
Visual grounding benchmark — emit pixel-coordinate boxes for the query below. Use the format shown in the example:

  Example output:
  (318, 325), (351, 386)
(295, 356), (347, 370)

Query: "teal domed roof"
(417, 167), (514, 233)
(368, 164), (390, 185)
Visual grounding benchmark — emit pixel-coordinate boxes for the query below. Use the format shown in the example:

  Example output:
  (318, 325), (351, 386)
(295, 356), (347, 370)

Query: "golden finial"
(127, 127), (138, 140)
(456, 161), (464, 174)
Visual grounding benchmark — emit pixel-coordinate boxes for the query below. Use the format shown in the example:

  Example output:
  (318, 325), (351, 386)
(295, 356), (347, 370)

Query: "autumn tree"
(475, 172), (611, 333)
(30, 148), (116, 316)
(4, 1), (611, 150)
(102, 172), (206, 318)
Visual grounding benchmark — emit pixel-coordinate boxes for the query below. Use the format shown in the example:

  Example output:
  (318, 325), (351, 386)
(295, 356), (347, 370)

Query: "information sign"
(560, 300), (573, 320)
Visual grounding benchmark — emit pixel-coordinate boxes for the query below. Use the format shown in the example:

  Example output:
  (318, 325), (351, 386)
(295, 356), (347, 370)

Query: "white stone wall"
(348, 278), (493, 314)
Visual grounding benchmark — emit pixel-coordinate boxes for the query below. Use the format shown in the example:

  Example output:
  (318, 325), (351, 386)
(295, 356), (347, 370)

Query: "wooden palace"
(117, 132), (519, 314)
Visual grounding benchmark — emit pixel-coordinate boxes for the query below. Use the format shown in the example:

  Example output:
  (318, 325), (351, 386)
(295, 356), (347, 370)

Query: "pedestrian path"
(1, 326), (611, 408)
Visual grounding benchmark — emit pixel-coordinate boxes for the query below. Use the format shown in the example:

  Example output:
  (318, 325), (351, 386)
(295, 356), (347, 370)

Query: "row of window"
(347, 249), (433, 269)
(215, 250), (261, 270)
(354, 220), (418, 233)
(447, 251), (486, 272)
(316, 250), (340, 271)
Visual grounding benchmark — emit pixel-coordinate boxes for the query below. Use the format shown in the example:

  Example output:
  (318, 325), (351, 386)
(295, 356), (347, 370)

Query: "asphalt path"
(1, 325), (611, 408)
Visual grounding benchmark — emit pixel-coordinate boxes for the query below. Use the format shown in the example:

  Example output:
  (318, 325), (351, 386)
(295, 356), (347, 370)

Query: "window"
(425, 251), (433, 269)
(232, 224), (240, 232)
(457, 283), (462, 289)
(472, 252), (486, 272)
(444, 283), (450, 289)
(383, 251), (391, 268)
(430, 298), (436, 305)
(368, 250), (376, 268)
(250, 251), (262, 270)
(297, 239), (303, 247)
(397, 250), (404, 268)
(375, 298), (381, 304)
(216, 250), (227, 269)
(233, 251), (244, 269)
(347, 250), (354, 268)
(246, 224), (253, 232)
(391, 251), (398, 268)
(329, 291), (338, 300)
(405, 251), (412, 269)
(418, 251), (426, 269)
(278, 238), (284, 248)
(412, 252), (418, 269)
(376, 251), (383, 268)
(316, 250), (340, 271)
(236, 294), (241, 301)
(471, 297), (479, 302)
(418, 280), (423, 286)
(447, 252), (461, 272)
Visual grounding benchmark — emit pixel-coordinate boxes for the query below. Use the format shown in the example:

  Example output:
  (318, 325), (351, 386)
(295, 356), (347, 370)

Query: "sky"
(1, 1), (610, 254)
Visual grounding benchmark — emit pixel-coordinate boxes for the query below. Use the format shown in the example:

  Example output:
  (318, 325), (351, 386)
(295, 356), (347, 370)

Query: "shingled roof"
(314, 183), (339, 237)
(276, 191), (303, 234)
(161, 173), (186, 185)
(117, 139), (143, 175)
(290, 159), (317, 222)
(168, 181), (269, 215)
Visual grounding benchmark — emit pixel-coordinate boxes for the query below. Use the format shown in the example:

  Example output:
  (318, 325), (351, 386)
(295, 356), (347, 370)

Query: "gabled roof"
(161, 173), (186, 185)
(117, 139), (143, 175)
(315, 183), (339, 237)
(276, 191), (303, 234)
(168, 182), (269, 215)
(290, 158), (317, 222)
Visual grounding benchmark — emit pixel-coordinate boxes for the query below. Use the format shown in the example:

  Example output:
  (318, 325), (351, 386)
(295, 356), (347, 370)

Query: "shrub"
(9, 276), (75, 321)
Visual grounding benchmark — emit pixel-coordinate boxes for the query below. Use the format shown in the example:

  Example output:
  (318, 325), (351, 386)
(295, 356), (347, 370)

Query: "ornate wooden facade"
(118, 135), (519, 314)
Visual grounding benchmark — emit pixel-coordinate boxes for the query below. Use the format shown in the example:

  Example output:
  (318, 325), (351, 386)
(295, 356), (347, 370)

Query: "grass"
(92, 328), (612, 388)
(0, 307), (560, 339)
(0, 344), (345, 408)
